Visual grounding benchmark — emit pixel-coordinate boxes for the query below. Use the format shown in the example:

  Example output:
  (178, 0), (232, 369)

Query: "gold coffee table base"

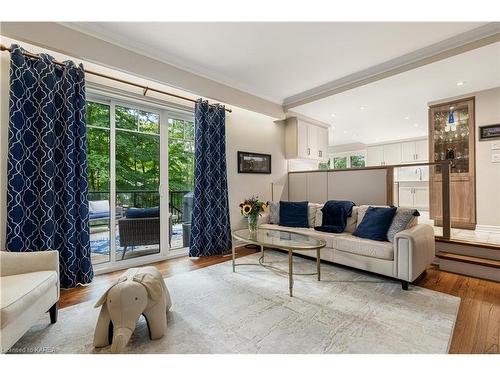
(232, 244), (322, 297)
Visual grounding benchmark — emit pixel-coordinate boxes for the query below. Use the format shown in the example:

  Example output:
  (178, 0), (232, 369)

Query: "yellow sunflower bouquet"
(239, 195), (268, 233)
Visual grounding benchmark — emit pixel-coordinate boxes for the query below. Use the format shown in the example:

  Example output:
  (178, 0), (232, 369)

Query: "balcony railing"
(89, 189), (192, 225)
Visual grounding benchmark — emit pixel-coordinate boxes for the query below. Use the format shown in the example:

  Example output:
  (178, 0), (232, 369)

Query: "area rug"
(11, 251), (460, 354)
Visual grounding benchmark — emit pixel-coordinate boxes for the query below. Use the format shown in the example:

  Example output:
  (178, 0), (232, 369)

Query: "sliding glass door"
(115, 104), (161, 261)
(87, 101), (112, 265)
(86, 95), (186, 272)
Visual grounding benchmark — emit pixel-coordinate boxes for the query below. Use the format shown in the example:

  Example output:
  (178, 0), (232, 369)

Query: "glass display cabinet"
(429, 97), (476, 230)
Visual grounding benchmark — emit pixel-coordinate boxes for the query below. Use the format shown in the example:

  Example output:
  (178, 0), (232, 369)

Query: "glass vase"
(247, 214), (258, 234)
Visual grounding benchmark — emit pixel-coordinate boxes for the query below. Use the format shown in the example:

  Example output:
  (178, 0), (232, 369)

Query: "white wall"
(0, 37), (288, 249)
(226, 110), (288, 230)
(474, 87), (500, 227)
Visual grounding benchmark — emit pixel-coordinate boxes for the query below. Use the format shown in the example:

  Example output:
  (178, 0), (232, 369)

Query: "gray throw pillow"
(268, 202), (280, 224)
(387, 208), (420, 243)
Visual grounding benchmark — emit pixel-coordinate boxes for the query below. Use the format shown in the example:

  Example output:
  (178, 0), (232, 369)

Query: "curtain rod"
(0, 44), (232, 113)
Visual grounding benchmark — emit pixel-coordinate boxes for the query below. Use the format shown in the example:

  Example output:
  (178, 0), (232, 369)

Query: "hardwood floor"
(60, 248), (500, 354)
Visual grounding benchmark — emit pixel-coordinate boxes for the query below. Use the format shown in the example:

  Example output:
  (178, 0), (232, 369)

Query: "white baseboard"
(475, 224), (500, 233)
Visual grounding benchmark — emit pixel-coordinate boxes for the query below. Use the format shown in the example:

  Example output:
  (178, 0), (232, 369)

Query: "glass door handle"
(158, 184), (165, 198)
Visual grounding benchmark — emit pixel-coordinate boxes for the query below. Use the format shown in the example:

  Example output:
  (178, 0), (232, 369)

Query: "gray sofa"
(259, 204), (435, 289)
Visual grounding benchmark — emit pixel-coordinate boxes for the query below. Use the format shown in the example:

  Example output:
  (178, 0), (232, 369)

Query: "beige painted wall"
(226, 109), (288, 229)
(474, 87), (500, 227)
(0, 38), (288, 250)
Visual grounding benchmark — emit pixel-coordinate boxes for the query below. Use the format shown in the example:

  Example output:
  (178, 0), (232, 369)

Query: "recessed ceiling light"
(414, 123), (419, 128)
(332, 126), (336, 130)
(343, 130), (348, 134)
(331, 113), (336, 117)
(404, 116), (410, 120)
(359, 106), (366, 110)
(456, 81), (466, 86)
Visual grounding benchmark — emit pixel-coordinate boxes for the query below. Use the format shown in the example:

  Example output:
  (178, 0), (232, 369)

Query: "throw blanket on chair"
(314, 200), (355, 233)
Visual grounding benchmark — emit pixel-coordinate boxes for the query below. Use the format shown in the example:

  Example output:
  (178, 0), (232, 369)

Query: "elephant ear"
(133, 273), (162, 301)
(94, 276), (128, 308)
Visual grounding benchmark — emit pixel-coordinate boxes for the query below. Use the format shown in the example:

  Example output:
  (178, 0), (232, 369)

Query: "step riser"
(436, 241), (500, 261)
(438, 258), (500, 282)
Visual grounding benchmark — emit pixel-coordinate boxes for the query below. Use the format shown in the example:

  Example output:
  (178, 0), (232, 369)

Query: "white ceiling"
(294, 42), (500, 146)
(64, 22), (486, 103)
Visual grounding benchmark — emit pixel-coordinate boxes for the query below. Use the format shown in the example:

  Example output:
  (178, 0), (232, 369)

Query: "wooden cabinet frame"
(429, 97), (476, 229)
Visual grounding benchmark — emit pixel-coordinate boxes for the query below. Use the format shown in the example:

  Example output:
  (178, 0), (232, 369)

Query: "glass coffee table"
(231, 228), (327, 297)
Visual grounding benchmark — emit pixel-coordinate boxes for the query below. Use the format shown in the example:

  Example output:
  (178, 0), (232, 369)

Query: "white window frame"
(330, 150), (367, 169)
(86, 91), (194, 275)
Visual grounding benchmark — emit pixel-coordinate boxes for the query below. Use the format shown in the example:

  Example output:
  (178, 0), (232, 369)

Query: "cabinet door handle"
(319, 150), (322, 157)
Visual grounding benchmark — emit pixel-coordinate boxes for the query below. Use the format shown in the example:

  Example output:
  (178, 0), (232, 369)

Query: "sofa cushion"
(387, 208), (420, 243)
(0, 271), (58, 329)
(356, 205), (389, 227)
(279, 201), (308, 228)
(125, 207), (160, 218)
(353, 206), (397, 241)
(268, 202), (280, 224)
(315, 205), (358, 233)
(89, 200), (109, 214)
(336, 235), (394, 260)
(308, 203), (321, 228)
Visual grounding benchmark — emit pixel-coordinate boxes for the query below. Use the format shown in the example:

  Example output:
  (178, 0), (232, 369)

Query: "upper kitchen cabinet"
(285, 117), (329, 161)
(366, 145), (384, 166)
(401, 139), (429, 163)
(366, 143), (401, 166)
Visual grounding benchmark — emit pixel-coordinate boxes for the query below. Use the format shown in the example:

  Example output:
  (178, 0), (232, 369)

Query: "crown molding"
(284, 22), (500, 110)
(0, 22), (284, 119)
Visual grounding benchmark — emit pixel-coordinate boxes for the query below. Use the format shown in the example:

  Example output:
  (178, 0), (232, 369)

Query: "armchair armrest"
(0, 250), (59, 280)
(394, 224), (435, 282)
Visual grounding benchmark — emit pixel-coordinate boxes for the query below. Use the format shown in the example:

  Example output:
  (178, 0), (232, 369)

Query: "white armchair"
(0, 250), (60, 353)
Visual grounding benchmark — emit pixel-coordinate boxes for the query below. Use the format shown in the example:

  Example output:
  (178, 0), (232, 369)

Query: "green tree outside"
(86, 101), (195, 209)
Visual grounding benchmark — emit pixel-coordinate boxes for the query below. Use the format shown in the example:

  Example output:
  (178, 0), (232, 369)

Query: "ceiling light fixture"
(414, 123), (419, 128)
(404, 116), (410, 120)
(456, 81), (466, 86)
(343, 130), (348, 134)
(359, 106), (366, 110)
(331, 113), (336, 117)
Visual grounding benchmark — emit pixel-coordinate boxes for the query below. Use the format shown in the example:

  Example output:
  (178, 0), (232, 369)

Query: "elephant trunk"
(111, 328), (133, 353)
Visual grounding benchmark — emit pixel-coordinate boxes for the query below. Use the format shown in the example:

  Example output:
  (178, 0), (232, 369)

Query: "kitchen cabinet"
(366, 145), (384, 166)
(398, 185), (429, 210)
(401, 140), (429, 162)
(384, 143), (402, 165)
(415, 140), (428, 161)
(399, 187), (414, 207)
(366, 143), (401, 166)
(285, 117), (328, 161)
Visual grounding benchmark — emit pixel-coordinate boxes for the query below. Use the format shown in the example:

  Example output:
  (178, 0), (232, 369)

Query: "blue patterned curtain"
(6, 45), (93, 288)
(189, 100), (232, 256)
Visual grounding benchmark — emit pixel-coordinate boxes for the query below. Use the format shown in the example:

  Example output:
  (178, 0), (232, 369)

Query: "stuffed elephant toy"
(93, 266), (172, 353)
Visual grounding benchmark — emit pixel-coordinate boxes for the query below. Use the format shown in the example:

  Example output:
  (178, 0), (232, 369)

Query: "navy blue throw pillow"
(126, 207), (160, 219)
(352, 206), (397, 242)
(279, 201), (309, 228)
